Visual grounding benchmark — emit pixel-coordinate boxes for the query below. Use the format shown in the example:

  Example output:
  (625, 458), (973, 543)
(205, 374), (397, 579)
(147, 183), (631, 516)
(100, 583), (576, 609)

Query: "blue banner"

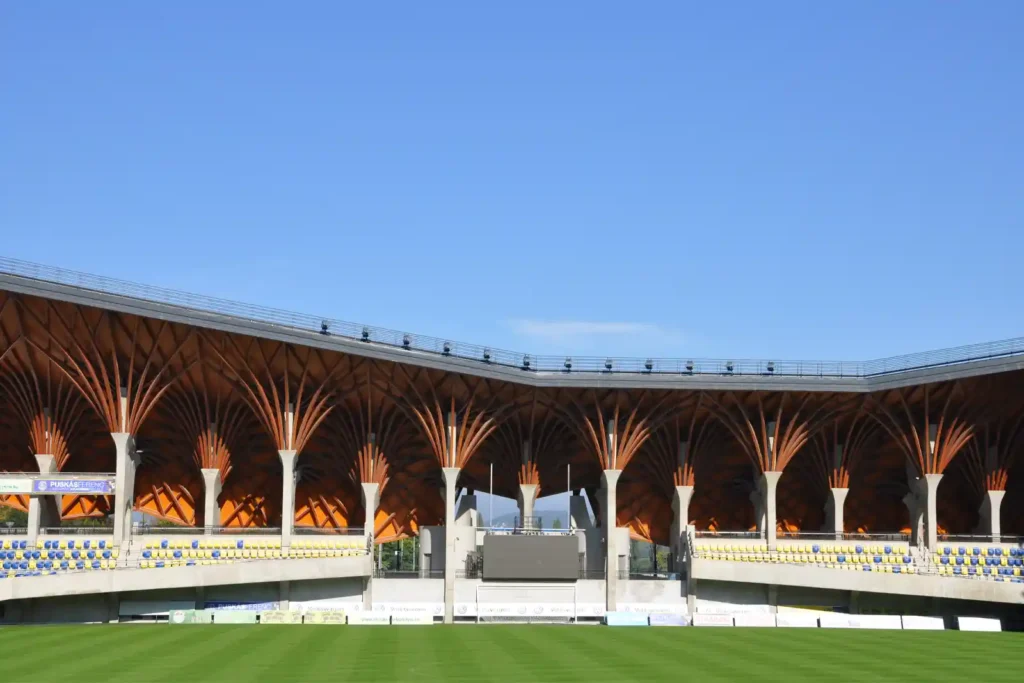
(204, 601), (280, 611)
(32, 479), (114, 494)
(649, 613), (690, 627)
(606, 612), (650, 626)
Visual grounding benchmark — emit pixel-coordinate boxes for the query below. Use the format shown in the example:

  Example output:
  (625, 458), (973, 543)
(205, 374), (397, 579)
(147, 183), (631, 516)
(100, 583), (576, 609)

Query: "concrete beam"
(690, 557), (1023, 605)
(27, 454), (59, 544)
(0, 555), (372, 603)
(761, 472), (782, 550)
(670, 485), (693, 568)
(825, 487), (848, 539)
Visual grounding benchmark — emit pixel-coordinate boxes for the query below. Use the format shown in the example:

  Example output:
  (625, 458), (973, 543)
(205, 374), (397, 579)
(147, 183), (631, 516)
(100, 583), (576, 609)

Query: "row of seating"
(1, 548), (118, 561)
(138, 546), (364, 561)
(3, 559), (116, 577)
(0, 538), (113, 551)
(935, 545), (1024, 557)
(934, 565), (1024, 579)
(694, 543), (909, 555)
(141, 538), (366, 551)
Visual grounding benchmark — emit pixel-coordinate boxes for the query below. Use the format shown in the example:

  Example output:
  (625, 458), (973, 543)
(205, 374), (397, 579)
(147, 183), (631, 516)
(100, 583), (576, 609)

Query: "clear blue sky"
(2, 2), (1022, 364)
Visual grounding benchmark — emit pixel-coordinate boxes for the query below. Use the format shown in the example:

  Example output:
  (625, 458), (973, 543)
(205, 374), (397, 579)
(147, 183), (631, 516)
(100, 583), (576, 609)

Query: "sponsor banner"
(260, 610), (302, 624)
(649, 614), (690, 627)
(901, 616), (944, 631)
(371, 602), (444, 617)
(815, 614), (856, 630)
(958, 617), (1001, 632)
(32, 478), (114, 494)
(303, 610), (347, 625)
(391, 613), (435, 625)
(347, 613), (391, 625)
(733, 613), (777, 628)
(575, 603), (606, 618)
(606, 612), (650, 626)
(850, 615), (902, 630)
(692, 614), (733, 627)
(0, 478), (25, 494)
(296, 600), (363, 614)
(168, 609), (205, 625)
(477, 603), (577, 619)
(122, 600), (196, 617)
(775, 613), (819, 628)
(619, 603), (688, 615)
(454, 602), (478, 618)
(696, 600), (771, 615)
(205, 601), (279, 611)
(211, 610), (258, 624)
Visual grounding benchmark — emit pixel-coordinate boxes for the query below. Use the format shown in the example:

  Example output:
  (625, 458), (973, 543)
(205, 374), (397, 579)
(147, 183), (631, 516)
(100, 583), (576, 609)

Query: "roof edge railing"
(2, 255), (1023, 379)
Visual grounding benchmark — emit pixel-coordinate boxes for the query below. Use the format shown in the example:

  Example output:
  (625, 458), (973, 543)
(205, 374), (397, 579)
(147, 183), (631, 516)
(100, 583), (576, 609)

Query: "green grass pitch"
(1, 625), (1022, 682)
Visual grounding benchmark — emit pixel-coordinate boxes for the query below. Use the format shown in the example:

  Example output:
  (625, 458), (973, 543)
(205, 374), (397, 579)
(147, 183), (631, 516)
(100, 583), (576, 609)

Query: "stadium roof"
(2, 255), (1023, 392)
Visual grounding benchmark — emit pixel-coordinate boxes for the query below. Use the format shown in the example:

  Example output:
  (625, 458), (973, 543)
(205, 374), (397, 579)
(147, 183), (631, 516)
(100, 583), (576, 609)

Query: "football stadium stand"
(0, 256), (1023, 626)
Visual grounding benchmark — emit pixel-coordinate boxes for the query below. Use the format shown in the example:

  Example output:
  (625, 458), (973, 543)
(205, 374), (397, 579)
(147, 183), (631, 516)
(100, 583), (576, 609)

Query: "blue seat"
(142, 550), (152, 559)
(212, 550), (221, 559)
(71, 550), (81, 560)
(91, 560), (100, 569)
(970, 557), (979, 566)
(160, 540), (169, 549)
(86, 550), (96, 560)
(60, 561), (69, 569)
(955, 557), (964, 566)
(874, 556), (882, 563)
(958, 547), (966, 556)
(943, 546), (951, 556)
(884, 545), (892, 555)
(67, 540), (75, 549)
(102, 550), (111, 559)
(76, 561), (84, 570)
(43, 540), (52, 550)
(83, 541), (91, 549)
(893, 566), (901, 574)
(903, 556), (911, 564)
(838, 554), (846, 563)
(953, 567), (962, 575)
(236, 540), (244, 549)
(186, 560), (196, 566)
(155, 561), (165, 568)
(973, 547), (981, 556)
(173, 550), (182, 559)
(192, 540), (200, 549)
(98, 540), (106, 549)
(855, 545), (863, 554)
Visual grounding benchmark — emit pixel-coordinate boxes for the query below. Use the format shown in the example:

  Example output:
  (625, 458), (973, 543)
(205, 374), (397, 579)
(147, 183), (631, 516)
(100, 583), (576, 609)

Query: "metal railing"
(40, 526), (114, 535)
(294, 526), (365, 536)
(938, 534), (1024, 544)
(777, 531), (911, 542)
(693, 530), (765, 539)
(133, 525), (284, 535)
(3, 255), (1023, 379)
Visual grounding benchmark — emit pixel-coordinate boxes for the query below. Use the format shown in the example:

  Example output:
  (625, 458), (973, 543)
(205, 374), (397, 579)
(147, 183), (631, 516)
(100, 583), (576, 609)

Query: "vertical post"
(923, 473), (943, 551)
(488, 462), (493, 529)
(200, 469), (222, 535)
(761, 471), (782, 550)
(27, 454), (59, 544)
(111, 432), (139, 546)
(671, 485), (694, 572)
(979, 490), (1005, 542)
(517, 484), (539, 529)
(826, 488), (849, 540)
(602, 468), (622, 612)
(441, 466), (460, 624)
(361, 482), (379, 545)
(278, 450), (298, 547)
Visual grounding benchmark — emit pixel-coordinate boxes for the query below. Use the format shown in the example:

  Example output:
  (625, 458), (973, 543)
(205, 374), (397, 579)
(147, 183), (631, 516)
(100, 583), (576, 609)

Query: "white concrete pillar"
(923, 473), (942, 551)
(602, 468), (622, 612)
(671, 485), (694, 569)
(26, 454), (59, 543)
(761, 471), (782, 550)
(441, 466), (460, 624)
(278, 449), (297, 547)
(111, 433), (140, 546)
(978, 490), (1005, 542)
(200, 468), (222, 534)
(517, 483), (539, 529)
(825, 487), (849, 539)
(361, 482), (379, 543)
(569, 490), (592, 529)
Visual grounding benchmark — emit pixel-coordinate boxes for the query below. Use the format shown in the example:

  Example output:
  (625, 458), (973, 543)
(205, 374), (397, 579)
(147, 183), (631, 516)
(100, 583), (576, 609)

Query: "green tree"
(552, 518), (562, 530)
(0, 506), (28, 528)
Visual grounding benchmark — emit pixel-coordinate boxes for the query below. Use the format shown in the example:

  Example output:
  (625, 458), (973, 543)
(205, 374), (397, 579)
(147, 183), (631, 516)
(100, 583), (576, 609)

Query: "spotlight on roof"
(361, 326), (370, 342)
(402, 334), (411, 349)
(685, 360), (694, 374)
(320, 320), (330, 336)
(767, 361), (775, 374)
(442, 341), (451, 356)
(522, 355), (531, 370)
(564, 357), (572, 372)
(725, 361), (734, 373)
(644, 359), (653, 372)
(605, 358), (613, 371)
(483, 348), (491, 363)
